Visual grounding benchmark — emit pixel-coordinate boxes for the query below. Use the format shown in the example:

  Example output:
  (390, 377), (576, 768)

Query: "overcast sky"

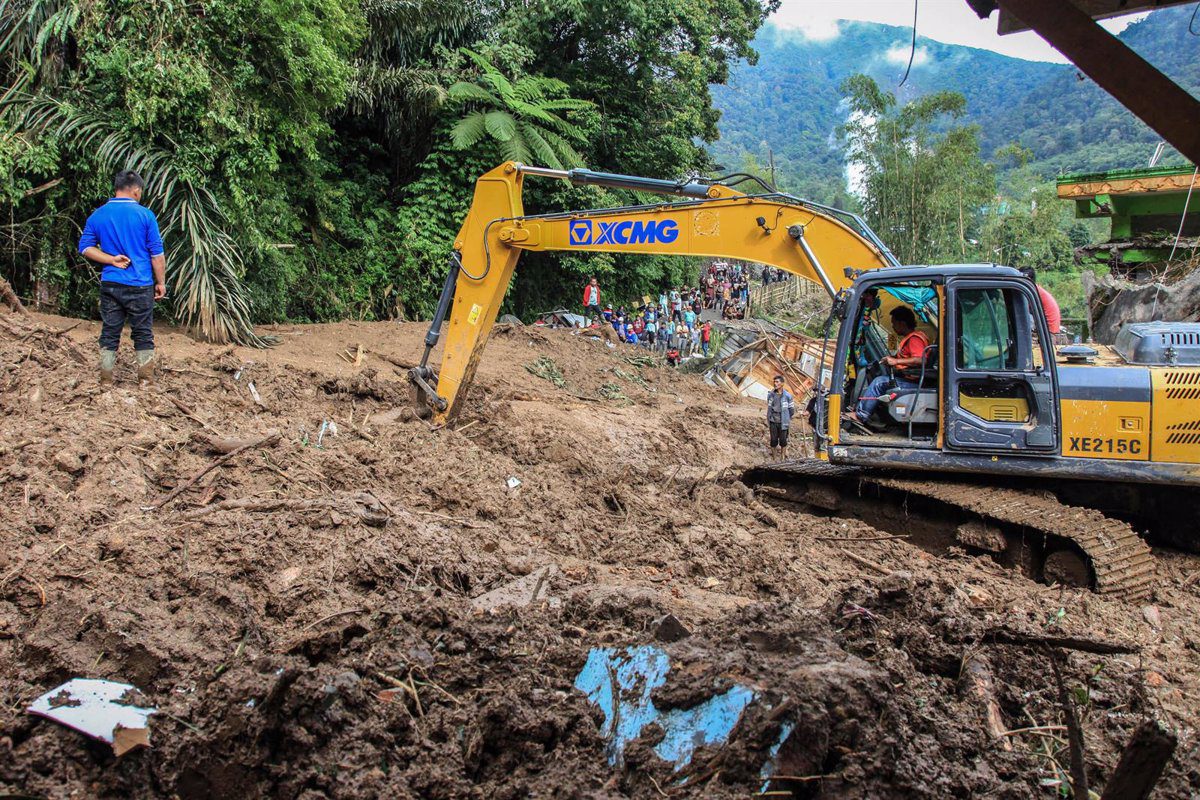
(770, 0), (1150, 64)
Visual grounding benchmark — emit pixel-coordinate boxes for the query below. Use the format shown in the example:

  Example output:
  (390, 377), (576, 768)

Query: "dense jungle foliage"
(0, 0), (777, 342)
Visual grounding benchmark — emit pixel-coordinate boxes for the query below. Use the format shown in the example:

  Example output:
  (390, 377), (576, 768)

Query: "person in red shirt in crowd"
(1019, 268), (1062, 335)
(700, 320), (712, 357)
(582, 277), (601, 318)
(848, 306), (928, 425)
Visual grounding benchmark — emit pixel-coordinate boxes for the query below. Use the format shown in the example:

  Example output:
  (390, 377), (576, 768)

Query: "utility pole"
(768, 147), (777, 190)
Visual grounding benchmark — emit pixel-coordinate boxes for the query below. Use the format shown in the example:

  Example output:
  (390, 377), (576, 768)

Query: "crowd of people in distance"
(700, 261), (750, 320)
(538, 261), (796, 367)
(592, 288), (714, 366)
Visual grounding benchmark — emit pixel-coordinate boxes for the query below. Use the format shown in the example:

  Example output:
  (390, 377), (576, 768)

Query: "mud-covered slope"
(1, 312), (1198, 798)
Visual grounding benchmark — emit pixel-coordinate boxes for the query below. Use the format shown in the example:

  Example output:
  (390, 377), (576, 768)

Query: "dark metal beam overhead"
(966, 0), (1193, 32)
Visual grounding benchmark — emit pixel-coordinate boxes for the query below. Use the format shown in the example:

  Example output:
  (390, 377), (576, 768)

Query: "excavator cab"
(819, 266), (1060, 458)
(839, 279), (941, 443)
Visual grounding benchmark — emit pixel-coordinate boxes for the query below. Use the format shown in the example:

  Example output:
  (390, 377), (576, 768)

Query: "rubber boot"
(780, 445), (788, 463)
(99, 349), (117, 387)
(770, 446), (779, 463)
(136, 349), (156, 384)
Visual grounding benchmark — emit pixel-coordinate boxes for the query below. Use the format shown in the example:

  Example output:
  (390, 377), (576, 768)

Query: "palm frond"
(450, 111), (487, 149)
(497, 130), (531, 165)
(445, 47), (595, 169)
(511, 78), (547, 105)
(346, 60), (447, 116)
(482, 110), (516, 143)
(536, 127), (585, 167)
(14, 96), (273, 346)
(507, 98), (558, 126)
(446, 81), (498, 105)
(537, 98), (593, 113)
(520, 124), (564, 170)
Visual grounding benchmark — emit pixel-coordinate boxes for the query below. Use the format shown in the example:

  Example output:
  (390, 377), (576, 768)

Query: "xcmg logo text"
(569, 219), (679, 246)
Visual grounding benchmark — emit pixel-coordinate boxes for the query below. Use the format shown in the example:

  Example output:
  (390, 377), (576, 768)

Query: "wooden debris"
(1049, 651), (1089, 799)
(962, 654), (1011, 750)
(375, 351), (419, 370)
(1099, 720), (1177, 800)
(839, 548), (891, 576)
(192, 433), (264, 455)
(338, 343), (366, 366)
(0, 277), (28, 315)
(472, 565), (560, 612)
(150, 432), (281, 510)
(982, 628), (1138, 656)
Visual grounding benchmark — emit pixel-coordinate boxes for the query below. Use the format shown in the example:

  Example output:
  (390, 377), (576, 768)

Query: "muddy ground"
(1, 310), (1198, 798)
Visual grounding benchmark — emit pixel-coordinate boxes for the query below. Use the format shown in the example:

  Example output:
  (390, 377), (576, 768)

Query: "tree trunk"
(0, 277), (28, 315)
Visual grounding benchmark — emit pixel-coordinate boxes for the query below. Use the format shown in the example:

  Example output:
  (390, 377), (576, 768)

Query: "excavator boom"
(410, 162), (896, 424)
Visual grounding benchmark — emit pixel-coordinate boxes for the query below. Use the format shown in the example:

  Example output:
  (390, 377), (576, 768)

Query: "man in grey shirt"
(766, 375), (795, 462)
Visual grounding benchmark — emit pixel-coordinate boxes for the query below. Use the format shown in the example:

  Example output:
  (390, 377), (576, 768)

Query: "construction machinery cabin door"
(944, 279), (1059, 454)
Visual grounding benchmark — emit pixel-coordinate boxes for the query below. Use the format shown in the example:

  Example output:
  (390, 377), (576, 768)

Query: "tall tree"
(839, 74), (995, 265)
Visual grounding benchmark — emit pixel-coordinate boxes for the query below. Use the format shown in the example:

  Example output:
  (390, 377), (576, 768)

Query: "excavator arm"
(410, 161), (898, 424)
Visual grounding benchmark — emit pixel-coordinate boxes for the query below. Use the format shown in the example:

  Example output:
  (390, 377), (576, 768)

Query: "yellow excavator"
(410, 162), (1200, 600)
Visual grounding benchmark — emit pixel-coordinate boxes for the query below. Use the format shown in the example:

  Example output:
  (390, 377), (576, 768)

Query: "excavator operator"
(847, 305), (928, 428)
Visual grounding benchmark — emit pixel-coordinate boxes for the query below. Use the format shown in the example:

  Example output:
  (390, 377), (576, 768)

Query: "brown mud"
(1, 312), (1198, 798)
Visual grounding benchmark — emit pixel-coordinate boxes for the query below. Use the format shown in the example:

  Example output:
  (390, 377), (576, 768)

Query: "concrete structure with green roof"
(1057, 164), (1199, 280)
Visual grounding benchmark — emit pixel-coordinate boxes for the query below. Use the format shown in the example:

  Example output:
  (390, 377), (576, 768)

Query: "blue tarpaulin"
(574, 645), (758, 769)
(881, 286), (938, 322)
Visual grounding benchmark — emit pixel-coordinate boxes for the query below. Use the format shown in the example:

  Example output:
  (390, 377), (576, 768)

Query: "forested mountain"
(710, 6), (1199, 205)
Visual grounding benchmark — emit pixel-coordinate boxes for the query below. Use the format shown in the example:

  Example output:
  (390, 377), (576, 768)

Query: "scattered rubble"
(707, 323), (824, 401)
(1, 312), (1198, 797)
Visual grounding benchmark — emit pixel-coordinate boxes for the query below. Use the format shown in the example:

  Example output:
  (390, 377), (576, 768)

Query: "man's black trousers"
(769, 422), (790, 448)
(99, 282), (155, 351)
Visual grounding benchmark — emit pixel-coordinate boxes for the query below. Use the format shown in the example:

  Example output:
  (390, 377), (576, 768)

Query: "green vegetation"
(712, 10), (1197, 319)
(0, 0), (777, 342)
(838, 77), (1102, 319)
(448, 49), (594, 169)
(840, 75), (995, 265)
(1, 2), (1188, 339)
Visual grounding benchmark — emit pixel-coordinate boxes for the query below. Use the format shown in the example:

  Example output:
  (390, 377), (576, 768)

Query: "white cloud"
(883, 44), (930, 67)
(788, 16), (842, 40)
(770, 0), (1150, 64)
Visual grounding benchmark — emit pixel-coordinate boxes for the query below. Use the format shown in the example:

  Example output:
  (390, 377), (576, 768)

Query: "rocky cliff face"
(1085, 264), (1200, 343)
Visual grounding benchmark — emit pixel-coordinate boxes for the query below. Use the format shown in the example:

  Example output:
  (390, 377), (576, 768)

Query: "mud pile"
(1, 311), (1198, 798)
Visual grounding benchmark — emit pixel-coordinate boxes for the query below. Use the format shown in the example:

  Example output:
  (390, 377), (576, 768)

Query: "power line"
(1166, 165), (1198, 264)
(899, 0), (919, 88)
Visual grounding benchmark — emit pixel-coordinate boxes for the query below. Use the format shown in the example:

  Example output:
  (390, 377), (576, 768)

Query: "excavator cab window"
(957, 288), (1024, 371)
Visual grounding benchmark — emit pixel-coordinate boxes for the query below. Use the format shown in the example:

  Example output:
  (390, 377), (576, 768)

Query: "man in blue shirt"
(78, 170), (167, 385)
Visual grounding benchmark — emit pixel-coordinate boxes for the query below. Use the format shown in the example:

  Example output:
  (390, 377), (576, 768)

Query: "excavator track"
(746, 459), (1156, 601)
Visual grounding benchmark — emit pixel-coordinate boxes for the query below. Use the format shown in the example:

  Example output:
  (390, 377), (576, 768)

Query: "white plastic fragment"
(506, 476), (522, 489)
(27, 678), (157, 756)
(317, 419), (338, 447)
